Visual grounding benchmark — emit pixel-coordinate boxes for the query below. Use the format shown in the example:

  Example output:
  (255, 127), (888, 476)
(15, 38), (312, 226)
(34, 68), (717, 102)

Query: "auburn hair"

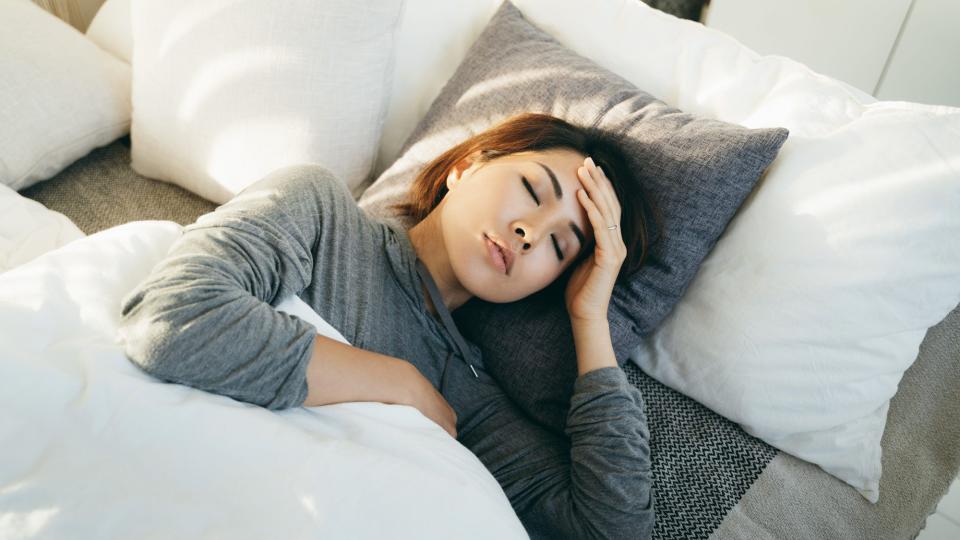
(389, 112), (661, 284)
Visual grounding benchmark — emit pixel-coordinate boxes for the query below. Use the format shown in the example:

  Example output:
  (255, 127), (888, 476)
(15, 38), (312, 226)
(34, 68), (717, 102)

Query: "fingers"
(581, 157), (621, 223)
(577, 187), (621, 263)
(576, 187), (605, 238)
(576, 157), (626, 265)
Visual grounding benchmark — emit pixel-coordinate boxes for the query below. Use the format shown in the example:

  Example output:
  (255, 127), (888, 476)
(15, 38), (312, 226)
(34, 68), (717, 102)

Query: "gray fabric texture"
(115, 165), (655, 540)
(20, 136), (218, 234)
(622, 361), (778, 539)
(356, 0), (789, 435)
(711, 301), (960, 540)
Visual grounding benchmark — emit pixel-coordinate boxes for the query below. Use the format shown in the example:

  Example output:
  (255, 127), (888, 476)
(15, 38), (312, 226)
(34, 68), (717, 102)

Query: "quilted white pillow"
(130, 0), (404, 204)
(0, 0), (130, 191)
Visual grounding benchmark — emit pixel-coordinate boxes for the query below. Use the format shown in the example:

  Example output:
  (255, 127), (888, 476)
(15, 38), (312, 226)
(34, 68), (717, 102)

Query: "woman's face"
(438, 148), (595, 303)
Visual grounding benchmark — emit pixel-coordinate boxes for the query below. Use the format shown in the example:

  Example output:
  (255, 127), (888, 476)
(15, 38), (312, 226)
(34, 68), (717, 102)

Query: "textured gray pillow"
(358, 0), (788, 433)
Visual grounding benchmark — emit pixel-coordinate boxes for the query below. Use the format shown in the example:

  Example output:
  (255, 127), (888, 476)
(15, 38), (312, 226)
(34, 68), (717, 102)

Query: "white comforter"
(0, 220), (527, 539)
(0, 183), (84, 273)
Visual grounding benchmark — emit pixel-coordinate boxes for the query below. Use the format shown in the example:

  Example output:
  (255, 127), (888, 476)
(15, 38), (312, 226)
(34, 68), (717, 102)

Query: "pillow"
(0, 183), (84, 273)
(85, 0), (132, 64)
(0, 0), (130, 191)
(626, 35), (960, 504)
(357, 0), (789, 433)
(129, 0), (405, 204)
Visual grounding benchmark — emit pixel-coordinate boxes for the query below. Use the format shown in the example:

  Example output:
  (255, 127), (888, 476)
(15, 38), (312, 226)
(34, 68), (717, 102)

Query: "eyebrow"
(535, 161), (587, 253)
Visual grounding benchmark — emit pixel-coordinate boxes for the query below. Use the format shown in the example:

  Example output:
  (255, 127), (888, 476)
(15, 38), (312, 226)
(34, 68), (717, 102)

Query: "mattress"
(21, 137), (960, 539)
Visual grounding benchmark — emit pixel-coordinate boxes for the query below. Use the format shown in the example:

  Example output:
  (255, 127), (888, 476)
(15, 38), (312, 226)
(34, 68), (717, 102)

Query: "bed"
(14, 133), (960, 540)
(4, 0), (959, 538)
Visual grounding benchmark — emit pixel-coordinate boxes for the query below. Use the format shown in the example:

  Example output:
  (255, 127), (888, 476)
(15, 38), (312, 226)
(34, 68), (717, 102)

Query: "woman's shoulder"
(259, 164), (392, 237)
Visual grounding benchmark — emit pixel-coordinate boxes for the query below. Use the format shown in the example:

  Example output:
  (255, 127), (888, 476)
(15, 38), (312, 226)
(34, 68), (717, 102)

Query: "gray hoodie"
(117, 164), (654, 539)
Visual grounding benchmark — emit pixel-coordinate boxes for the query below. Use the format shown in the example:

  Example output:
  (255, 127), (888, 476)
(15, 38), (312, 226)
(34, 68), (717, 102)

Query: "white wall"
(703, 0), (959, 108)
(875, 0), (960, 107)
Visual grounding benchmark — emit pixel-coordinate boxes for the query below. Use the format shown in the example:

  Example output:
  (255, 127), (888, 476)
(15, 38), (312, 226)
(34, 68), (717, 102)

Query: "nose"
(514, 227), (532, 251)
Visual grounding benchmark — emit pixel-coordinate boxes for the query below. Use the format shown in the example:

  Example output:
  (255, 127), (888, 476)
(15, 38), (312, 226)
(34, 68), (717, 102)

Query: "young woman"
(118, 113), (656, 539)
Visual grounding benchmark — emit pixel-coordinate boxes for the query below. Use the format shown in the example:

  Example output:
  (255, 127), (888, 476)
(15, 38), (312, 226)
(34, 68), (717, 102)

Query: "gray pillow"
(358, 0), (788, 434)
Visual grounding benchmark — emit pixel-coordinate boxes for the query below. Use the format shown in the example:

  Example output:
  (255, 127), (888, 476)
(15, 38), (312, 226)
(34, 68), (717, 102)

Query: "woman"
(118, 113), (656, 539)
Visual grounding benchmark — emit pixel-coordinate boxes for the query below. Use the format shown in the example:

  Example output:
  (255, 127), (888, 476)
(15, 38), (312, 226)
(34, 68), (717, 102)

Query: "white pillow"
(0, 0), (130, 191)
(130, 0), (404, 204)
(0, 183), (85, 272)
(635, 100), (960, 503)
(85, 0), (132, 63)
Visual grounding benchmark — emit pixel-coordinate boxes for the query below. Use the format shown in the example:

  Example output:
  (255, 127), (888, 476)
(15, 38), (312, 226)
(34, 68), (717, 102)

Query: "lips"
(484, 234), (513, 275)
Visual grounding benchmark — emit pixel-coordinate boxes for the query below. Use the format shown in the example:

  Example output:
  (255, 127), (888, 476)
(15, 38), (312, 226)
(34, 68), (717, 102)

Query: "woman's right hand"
(397, 363), (458, 438)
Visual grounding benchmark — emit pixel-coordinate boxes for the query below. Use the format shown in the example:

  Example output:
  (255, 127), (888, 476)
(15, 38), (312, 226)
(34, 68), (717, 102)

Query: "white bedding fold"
(0, 184), (84, 273)
(0, 221), (526, 539)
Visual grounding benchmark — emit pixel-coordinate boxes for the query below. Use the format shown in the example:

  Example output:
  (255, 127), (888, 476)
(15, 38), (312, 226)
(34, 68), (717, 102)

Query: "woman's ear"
(446, 149), (484, 190)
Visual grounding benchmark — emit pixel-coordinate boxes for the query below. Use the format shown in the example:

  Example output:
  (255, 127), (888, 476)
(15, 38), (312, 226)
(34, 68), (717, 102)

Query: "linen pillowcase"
(357, 0), (789, 433)
(130, 0), (405, 204)
(0, 0), (130, 191)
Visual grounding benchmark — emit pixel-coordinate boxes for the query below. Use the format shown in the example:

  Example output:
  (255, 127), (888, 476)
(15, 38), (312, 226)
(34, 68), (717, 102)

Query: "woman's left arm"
(461, 364), (654, 540)
(564, 155), (629, 376)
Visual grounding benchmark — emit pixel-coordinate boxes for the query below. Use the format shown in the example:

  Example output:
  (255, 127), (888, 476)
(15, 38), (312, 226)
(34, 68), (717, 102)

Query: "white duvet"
(0, 221), (527, 539)
(0, 184), (84, 273)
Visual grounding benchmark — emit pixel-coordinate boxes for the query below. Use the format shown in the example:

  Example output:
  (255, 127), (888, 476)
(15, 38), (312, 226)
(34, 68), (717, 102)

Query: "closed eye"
(522, 176), (562, 261)
(522, 176), (540, 206)
(551, 235), (564, 261)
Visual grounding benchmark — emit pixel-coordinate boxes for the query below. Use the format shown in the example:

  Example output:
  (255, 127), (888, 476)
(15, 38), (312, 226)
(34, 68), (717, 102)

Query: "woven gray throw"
(623, 361), (778, 539)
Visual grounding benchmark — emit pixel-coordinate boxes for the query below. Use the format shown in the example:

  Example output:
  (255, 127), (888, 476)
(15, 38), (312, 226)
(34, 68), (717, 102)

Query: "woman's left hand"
(564, 157), (626, 324)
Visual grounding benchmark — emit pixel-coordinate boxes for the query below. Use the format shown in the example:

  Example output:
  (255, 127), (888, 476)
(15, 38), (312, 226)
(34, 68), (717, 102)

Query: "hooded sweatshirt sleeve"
(461, 365), (655, 540)
(117, 164), (363, 410)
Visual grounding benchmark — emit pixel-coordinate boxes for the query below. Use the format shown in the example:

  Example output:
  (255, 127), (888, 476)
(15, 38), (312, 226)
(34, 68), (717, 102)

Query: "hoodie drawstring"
(415, 258), (479, 380)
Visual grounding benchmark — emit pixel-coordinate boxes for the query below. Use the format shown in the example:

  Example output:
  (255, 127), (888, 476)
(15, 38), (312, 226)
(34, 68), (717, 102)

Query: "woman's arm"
(119, 164), (459, 432)
(571, 318), (617, 375)
(305, 334), (459, 437)
(118, 164), (383, 410)
(461, 364), (654, 540)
